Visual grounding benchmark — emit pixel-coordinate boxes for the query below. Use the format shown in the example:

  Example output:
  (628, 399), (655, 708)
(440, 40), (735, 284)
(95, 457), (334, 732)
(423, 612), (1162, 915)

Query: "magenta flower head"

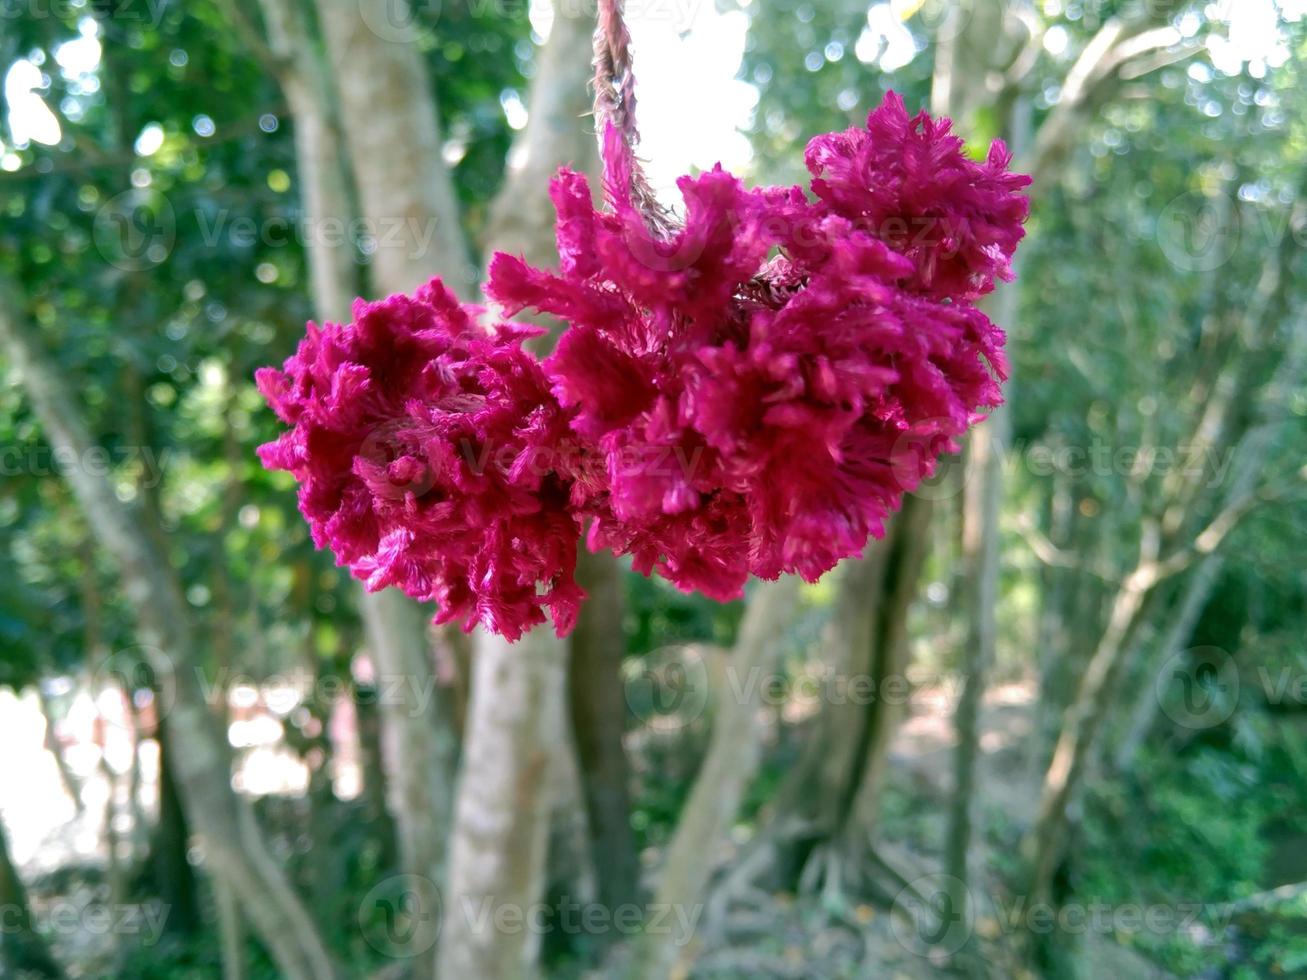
(255, 279), (583, 641)
(805, 90), (1033, 301)
(258, 91), (1029, 640)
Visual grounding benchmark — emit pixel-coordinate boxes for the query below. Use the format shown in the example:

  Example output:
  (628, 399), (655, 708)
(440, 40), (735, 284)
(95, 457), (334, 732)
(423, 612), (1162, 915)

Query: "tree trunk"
(636, 578), (802, 980)
(0, 302), (342, 980)
(482, 0), (598, 259)
(436, 630), (569, 979)
(567, 550), (639, 918)
(256, 4), (464, 974)
(354, 676), (400, 872)
(0, 815), (63, 978)
(940, 49), (1031, 905)
(943, 402), (1007, 918)
(1112, 553), (1224, 775)
(841, 496), (935, 850)
(215, 877), (247, 980)
(431, 4), (603, 976)
(1026, 567), (1152, 906)
(35, 682), (83, 815)
(361, 590), (457, 967)
(742, 495), (933, 900)
(150, 714), (202, 937)
(313, 0), (470, 294)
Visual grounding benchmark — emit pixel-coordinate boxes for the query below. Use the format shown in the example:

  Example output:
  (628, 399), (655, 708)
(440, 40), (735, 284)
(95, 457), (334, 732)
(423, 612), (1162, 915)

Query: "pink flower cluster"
(258, 92), (1031, 640)
(256, 280), (583, 639)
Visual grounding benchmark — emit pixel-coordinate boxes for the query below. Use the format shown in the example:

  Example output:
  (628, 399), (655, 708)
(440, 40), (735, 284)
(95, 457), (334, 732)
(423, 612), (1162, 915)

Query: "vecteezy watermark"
(1258, 664), (1307, 708)
(624, 645), (712, 732)
(461, 437), (704, 486)
(724, 666), (961, 711)
(196, 665), (442, 718)
(1, 901), (171, 946)
(359, 874), (443, 958)
(357, 420), (440, 501)
(1156, 189), (1307, 274)
(357, 878), (702, 956)
(93, 191), (177, 272)
(1, 0), (167, 25)
(1156, 646), (1239, 730)
(93, 196), (465, 270)
(351, 0), (701, 46)
(194, 211), (449, 264)
(891, 874), (975, 957)
(892, 874), (1236, 957)
(891, 424), (1243, 503)
(456, 895), (702, 944)
(0, 445), (172, 487)
(990, 894), (1233, 941)
(351, 426), (712, 503)
(89, 645), (176, 732)
(625, 654), (962, 732)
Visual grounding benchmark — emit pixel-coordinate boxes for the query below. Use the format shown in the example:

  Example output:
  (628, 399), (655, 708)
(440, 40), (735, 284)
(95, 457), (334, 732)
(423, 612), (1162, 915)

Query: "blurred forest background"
(2, 0), (1307, 978)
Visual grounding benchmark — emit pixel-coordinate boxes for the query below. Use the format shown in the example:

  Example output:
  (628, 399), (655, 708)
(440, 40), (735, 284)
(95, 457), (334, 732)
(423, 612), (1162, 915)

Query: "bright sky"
(2, 3), (1305, 180)
(616, 0), (758, 191)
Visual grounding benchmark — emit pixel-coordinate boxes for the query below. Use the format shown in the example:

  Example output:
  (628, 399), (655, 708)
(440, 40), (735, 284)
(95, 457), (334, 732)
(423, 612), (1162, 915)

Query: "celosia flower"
(256, 279), (583, 641)
(259, 90), (1029, 638)
(805, 90), (1032, 301)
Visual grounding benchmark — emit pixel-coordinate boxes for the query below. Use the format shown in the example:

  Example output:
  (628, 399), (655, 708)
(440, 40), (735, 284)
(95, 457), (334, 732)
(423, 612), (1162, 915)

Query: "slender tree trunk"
(841, 496), (935, 849)
(35, 683), (83, 815)
(215, 877), (246, 980)
(636, 578), (802, 980)
(151, 715), (202, 937)
(314, 3), (592, 972)
(0, 816), (63, 979)
(567, 550), (639, 918)
(762, 548), (894, 872)
(0, 302), (342, 980)
(942, 65), (1027, 898)
(354, 678), (400, 872)
(481, 8), (625, 967)
(437, 630), (569, 979)
(740, 496), (933, 898)
(255, 6), (463, 974)
(361, 590), (457, 965)
(1112, 553), (1223, 774)
(313, 0), (470, 293)
(943, 402), (1007, 917)
(482, 0), (598, 258)
(1029, 473), (1079, 777)
(1027, 567), (1152, 906)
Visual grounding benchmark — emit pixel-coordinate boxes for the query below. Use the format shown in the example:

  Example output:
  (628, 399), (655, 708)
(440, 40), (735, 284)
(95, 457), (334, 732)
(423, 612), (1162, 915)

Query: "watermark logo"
(890, 424), (968, 500)
(89, 645), (175, 731)
(891, 874), (974, 956)
(1157, 192), (1241, 273)
(624, 645), (710, 731)
(456, 896), (702, 943)
(358, 874), (442, 958)
(896, 0), (973, 44)
(1, 901), (170, 946)
(358, 420), (439, 500)
(1156, 646), (1239, 730)
(2, 0), (167, 25)
(94, 191), (176, 271)
(354, 0), (442, 46)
